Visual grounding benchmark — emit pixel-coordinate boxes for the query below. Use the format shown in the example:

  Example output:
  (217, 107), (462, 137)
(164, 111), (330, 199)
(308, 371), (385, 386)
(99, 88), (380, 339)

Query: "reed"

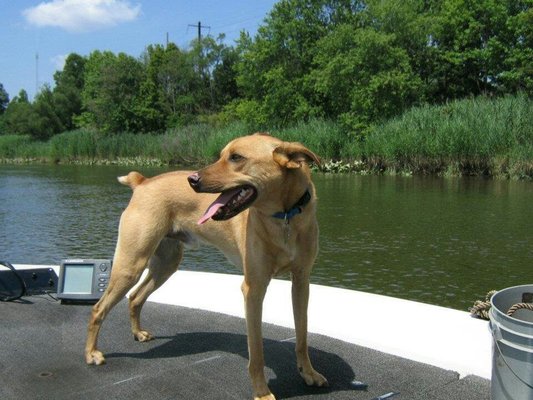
(364, 94), (533, 178)
(0, 135), (48, 161)
(272, 119), (357, 160)
(1, 95), (531, 178)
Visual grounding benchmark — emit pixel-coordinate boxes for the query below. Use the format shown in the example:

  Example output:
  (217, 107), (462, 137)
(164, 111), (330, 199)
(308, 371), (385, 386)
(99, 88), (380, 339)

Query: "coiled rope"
(469, 290), (497, 320)
(469, 290), (533, 320)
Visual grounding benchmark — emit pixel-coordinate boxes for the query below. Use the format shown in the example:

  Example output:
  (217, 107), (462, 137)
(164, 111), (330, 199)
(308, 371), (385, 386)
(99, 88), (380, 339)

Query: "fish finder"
(57, 259), (112, 303)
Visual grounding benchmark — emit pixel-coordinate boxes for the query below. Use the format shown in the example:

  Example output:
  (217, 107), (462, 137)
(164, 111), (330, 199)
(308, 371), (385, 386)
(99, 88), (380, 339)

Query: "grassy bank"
(1, 95), (531, 179)
(365, 94), (533, 179)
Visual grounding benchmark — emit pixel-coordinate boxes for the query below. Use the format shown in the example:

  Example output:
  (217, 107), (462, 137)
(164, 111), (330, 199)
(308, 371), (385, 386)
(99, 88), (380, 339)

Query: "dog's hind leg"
(128, 237), (183, 342)
(85, 210), (170, 366)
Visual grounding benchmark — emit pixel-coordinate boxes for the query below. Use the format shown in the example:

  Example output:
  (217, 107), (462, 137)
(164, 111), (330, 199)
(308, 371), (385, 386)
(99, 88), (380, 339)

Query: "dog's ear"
(273, 142), (321, 169)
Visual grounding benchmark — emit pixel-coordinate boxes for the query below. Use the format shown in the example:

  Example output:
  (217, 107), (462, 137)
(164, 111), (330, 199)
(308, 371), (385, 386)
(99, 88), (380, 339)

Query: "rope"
(469, 290), (497, 320)
(507, 302), (533, 317)
(470, 290), (533, 320)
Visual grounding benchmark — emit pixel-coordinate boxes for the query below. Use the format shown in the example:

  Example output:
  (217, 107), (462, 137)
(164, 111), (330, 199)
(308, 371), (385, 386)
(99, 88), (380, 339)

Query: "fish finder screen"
(62, 264), (93, 294)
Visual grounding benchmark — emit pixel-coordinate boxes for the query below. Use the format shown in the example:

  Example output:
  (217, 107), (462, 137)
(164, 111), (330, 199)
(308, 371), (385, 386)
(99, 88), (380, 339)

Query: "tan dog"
(84, 133), (328, 399)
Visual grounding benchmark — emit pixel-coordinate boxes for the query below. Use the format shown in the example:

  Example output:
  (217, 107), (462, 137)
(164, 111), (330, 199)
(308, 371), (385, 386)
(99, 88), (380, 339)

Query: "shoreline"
(2, 156), (531, 180)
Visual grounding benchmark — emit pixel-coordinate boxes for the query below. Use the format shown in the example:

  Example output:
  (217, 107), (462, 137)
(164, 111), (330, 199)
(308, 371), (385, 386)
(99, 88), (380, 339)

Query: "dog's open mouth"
(198, 185), (257, 224)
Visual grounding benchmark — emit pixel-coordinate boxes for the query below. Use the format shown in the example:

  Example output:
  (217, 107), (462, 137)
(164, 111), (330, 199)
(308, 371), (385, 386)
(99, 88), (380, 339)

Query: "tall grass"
(0, 135), (48, 160)
(1, 95), (531, 179)
(48, 129), (164, 162)
(273, 119), (358, 160)
(364, 94), (533, 178)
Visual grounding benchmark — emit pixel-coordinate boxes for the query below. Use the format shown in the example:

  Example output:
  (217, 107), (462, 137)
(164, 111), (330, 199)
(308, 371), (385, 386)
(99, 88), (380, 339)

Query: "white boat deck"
(17, 265), (491, 380)
(141, 270), (492, 380)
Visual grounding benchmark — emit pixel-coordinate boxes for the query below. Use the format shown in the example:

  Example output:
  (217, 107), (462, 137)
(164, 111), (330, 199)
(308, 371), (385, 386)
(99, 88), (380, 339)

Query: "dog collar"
(272, 189), (311, 221)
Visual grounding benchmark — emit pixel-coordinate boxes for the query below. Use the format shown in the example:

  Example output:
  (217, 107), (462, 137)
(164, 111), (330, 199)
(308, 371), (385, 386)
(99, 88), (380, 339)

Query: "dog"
(84, 133), (328, 400)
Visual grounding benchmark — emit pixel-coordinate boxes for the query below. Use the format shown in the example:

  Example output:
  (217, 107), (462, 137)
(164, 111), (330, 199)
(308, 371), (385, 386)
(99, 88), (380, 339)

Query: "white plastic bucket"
(490, 285), (533, 400)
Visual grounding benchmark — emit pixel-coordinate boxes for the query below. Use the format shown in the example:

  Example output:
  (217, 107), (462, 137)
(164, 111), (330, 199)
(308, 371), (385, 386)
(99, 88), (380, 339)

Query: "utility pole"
(35, 52), (39, 97)
(187, 21), (213, 109)
(188, 21), (210, 42)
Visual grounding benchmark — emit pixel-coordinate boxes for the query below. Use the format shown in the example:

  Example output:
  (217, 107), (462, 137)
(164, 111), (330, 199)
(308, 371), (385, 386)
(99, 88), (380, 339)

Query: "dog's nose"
(187, 173), (201, 189)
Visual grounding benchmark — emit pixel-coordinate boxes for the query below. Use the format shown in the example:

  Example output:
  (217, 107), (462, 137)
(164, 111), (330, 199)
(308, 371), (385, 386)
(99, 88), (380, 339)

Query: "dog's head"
(188, 133), (320, 224)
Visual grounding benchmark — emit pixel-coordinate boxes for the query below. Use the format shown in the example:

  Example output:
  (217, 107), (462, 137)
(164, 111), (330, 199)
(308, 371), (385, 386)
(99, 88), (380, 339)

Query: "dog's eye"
(229, 153), (245, 162)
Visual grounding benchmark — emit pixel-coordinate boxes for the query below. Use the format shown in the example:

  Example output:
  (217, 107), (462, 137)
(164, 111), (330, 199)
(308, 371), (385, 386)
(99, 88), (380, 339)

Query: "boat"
(1, 264), (491, 399)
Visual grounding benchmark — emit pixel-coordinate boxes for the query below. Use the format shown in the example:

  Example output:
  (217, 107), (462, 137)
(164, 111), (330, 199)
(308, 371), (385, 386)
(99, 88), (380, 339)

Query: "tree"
(53, 53), (86, 130)
(81, 51), (145, 133)
(310, 25), (422, 136)
(364, 0), (437, 101)
(212, 43), (240, 109)
(430, 0), (513, 99)
(0, 83), (9, 115)
(3, 90), (38, 136)
(32, 85), (65, 140)
(498, 0), (533, 93)
(140, 43), (199, 128)
(235, 0), (364, 125)
(0, 83), (8, 134)
(140, 37), (236, 128)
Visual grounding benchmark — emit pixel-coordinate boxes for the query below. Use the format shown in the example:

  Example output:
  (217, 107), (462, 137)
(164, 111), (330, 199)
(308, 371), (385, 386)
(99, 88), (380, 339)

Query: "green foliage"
(31, 85), (65, 140)
(1, 0), (532, 179)
(0, 134), (50, 160)
(364, 94), (533, 177)
(53, 53), (85, 131)
(2, 95), (532, 179)
(310, 25), (422, 137)
(141, 43), (195, 130)
(48, 128), (163, 162)
(499, 1), (533, 92)
(0, 83), (8, 115)
(428, 0), (533, 99)
(272, 119), (354, 160)
(235, 0), (359, 125)
(81, 51), (145, 133)
(2, 90), (39, 137)
(0, 135), (35, 158)
(1, 54), (85, 140)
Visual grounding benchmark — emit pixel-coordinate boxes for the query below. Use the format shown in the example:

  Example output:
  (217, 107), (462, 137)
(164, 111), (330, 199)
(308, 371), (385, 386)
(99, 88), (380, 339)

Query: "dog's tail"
(117, 171), (146, 190)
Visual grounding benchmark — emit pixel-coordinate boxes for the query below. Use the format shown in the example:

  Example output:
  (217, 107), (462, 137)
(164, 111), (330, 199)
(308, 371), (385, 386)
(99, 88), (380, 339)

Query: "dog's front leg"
(241, 278), (275, 400)
(291, 270), (328, 388)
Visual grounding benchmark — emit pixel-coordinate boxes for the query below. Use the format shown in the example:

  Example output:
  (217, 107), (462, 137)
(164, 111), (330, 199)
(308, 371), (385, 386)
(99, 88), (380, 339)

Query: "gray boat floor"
(1, 295), (490, 400)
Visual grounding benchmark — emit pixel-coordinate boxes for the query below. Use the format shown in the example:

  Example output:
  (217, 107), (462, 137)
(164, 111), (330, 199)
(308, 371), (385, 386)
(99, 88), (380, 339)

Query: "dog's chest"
(270, 243), (300, 276)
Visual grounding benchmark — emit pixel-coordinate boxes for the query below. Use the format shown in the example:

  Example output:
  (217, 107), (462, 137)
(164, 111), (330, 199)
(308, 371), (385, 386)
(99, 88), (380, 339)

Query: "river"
(1, 164), (532, 310)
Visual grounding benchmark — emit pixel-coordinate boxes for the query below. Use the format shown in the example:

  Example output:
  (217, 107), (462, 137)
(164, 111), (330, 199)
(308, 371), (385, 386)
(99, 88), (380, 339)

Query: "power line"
(209, 14), (266, 31)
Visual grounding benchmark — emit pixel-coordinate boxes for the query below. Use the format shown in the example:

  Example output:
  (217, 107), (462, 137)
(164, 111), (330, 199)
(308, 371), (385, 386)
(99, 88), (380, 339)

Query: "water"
(1, 164), (532, 310)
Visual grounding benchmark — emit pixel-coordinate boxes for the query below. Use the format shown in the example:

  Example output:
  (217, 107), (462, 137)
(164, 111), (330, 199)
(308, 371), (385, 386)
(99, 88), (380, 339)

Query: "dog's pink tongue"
(197, 203), (224, 225)
(197, 190), (238, 225)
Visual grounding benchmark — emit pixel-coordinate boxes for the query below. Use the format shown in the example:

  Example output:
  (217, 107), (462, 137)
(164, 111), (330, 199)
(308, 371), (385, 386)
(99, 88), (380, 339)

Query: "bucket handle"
(491, 322), (533, 390)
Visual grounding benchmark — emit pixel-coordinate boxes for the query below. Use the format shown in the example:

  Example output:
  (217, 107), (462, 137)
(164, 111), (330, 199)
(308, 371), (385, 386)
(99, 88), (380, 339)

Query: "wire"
(0, 261), (27, 302)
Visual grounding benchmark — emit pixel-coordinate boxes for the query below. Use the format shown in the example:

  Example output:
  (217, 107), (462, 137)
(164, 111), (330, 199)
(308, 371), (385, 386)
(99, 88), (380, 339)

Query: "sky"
(0, 0), (279, 101)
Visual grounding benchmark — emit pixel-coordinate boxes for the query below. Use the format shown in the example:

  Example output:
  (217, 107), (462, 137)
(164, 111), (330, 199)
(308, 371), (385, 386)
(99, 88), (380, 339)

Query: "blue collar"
(272, 189), (311, 221)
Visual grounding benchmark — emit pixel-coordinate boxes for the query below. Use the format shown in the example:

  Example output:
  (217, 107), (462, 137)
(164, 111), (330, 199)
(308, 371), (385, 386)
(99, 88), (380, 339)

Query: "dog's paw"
(299, 368), (329, 388)
(133, 330), (155, 342)
(85, 350), (106, 365)
(254, 394), (276, 400)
